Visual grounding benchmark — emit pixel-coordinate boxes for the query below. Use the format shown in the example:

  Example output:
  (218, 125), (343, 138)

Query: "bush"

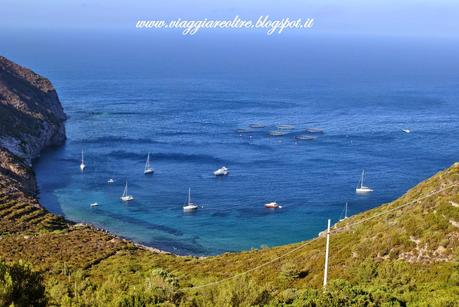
(0, 260), (47, 306)
(199, 276), (271, 307)
(281, 262), (301, 280)
(292, 279), (404, 307)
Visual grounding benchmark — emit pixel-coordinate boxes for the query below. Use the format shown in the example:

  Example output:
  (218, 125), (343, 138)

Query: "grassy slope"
(87, 163), (459, 304)
(1, 151), (458, 305)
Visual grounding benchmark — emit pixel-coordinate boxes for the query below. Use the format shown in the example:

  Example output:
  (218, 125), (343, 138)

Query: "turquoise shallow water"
(32, 75), (459, 255)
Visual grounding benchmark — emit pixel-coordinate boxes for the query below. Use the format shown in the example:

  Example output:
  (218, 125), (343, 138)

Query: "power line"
(183, 182), (458, 291)
(183, 237), (320, 291)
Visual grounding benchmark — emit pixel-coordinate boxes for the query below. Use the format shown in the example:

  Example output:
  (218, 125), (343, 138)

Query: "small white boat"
(356, 170), (373, 194)
(107, 178), (115, 184)
(120, 181), (134, 201)
(183, 188), (198, 212)
(214, 166), (229, 176)
(144, 153), (154, 174)
(90, 202), (99, 208)
(340, 202), (348, 221)
(80, 150), (86, 171)
(401, 129), (411, 134)
(265, 202), (282, 209)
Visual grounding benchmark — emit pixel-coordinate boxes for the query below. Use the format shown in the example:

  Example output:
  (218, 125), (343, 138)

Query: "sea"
(2, 30), (458, 255)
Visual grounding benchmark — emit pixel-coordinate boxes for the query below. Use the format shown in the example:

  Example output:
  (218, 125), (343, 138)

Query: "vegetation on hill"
(1, 157), (458, 305)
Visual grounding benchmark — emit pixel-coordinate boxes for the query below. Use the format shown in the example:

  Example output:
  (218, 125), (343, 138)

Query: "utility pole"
(323, 218), (331, 288)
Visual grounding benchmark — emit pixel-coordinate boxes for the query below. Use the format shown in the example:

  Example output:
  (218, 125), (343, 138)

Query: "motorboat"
(214, 166), (229, 176)
(107, 178), (115, 184)
(356, 170), (373, 194)
(401, 129), (411, 134)
(90, 202), (99, 208)
(183, 188), (199, 212)
(265, 202), (282, 209)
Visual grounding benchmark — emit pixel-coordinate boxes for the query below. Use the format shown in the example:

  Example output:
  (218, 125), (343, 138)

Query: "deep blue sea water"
(31, 75), (459, 255)
(3, 31), (457, 255)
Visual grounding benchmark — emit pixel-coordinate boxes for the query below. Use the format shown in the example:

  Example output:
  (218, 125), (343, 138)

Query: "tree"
(0, 260), (47, 306)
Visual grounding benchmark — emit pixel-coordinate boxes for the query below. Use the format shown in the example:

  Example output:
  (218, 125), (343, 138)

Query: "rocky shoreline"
(0, 55), (173, 255)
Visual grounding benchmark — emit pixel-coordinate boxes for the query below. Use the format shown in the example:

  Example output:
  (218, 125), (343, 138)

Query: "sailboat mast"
(345, 202), (348, 218)
(145, 153), (149, 169)
(361, 170), (365, 188)
(81, 150), (84, 163)
(188, 188), (191, 204)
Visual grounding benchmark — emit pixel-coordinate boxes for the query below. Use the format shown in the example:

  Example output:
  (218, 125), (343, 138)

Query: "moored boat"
(144, 153), (154, 174)
(214, 166), (229, 176)
(356, 170), (373, 194)
(80, 150), (86, 171)
(183, 188), (199, 212)
(265, 201), (282, 209)
(121, 181), (134, 201)
(339, 202), (349, 221)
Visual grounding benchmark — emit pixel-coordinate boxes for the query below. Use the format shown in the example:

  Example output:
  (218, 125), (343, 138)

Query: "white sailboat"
(80, 150), (86, 171)
(183, 188), (198, 212)
(144, 153), (154, 174)
(356, 170), (373, 194)
(120, 181), (134, 201)
(340, 202), (348, 221)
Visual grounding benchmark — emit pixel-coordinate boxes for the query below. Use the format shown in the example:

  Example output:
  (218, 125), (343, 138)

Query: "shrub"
(0, 260), (47, 306)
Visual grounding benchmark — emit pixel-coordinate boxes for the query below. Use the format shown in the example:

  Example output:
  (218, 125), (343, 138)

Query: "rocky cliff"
(0, 56), (66, 165)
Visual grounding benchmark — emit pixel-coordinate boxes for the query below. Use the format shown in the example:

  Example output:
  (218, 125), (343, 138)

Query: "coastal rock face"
(0, 147), (36, 194)
(0, 56), (66, 164)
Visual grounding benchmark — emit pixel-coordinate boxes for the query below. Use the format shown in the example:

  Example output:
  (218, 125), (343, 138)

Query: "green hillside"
(1, 149), (458, 306)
